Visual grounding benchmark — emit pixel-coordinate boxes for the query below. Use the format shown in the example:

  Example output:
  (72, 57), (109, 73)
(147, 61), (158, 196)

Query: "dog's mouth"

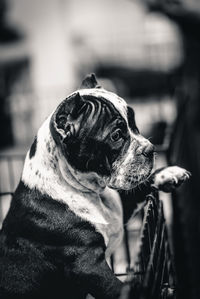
(108, 155), (154, 191)
(133, 163), (153, 187)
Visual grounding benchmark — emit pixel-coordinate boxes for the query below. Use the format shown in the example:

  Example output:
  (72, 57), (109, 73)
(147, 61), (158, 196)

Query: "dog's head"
(50, 74), (154, 191)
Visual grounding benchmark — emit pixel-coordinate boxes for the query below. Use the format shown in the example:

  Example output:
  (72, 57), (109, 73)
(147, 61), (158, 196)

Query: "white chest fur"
(99, 187), (123, 257)
(65, 188), (123, 257)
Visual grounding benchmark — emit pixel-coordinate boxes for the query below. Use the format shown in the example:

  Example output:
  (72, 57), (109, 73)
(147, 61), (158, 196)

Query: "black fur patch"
(0, 181), (122, 298)
(29, 136), (37, 159)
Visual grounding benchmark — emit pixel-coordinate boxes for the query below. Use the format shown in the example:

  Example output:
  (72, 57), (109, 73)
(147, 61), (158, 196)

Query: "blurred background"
(0, 0), (200, 298)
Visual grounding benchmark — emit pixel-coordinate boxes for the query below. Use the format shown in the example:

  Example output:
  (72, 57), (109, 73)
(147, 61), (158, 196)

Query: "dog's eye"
(111, 129), (122, 142)
(57, 116), (67, 129)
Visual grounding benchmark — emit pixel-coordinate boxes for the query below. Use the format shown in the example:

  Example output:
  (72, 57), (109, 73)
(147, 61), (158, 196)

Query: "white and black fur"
(0, 74), (190, 299)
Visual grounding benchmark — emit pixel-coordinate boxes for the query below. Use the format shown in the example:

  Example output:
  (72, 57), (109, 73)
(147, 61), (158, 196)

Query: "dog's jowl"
(0, 74), (190, 299)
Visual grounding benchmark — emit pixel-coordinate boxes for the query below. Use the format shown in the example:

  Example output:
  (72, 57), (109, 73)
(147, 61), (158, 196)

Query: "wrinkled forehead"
(78, 88), (128, 120)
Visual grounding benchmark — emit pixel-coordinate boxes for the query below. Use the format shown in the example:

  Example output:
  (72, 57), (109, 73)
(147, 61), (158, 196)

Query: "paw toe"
(153, 166), (191, 192)
(173, 176), (178, 184)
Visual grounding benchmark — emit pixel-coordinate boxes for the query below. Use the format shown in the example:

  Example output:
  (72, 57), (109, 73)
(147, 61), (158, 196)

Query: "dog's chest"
(103, 204), (124, 258)
(69, 188), (123, 257)
(65, 188), (123, 257)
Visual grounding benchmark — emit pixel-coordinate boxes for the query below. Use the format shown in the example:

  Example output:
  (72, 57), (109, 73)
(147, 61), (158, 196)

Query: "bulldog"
(0, 74), (190, 299)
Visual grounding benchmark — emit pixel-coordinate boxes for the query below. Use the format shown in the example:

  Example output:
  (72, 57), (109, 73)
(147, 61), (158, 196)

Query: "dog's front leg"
(120, 166), (191, 222)
(151, 166), (191, 193)
(65, 247), (122, 299)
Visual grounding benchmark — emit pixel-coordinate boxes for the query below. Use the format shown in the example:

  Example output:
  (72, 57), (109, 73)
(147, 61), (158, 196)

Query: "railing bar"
(124, 226), (131, 271)
(0, 154), (25, 159)
(160, 242), (168, 286)
(115, 273), (130, 277)
(0, 192), (14, 196)
(110, 254), (114, 273)
(151, 225), (166, 296)
(7, 158), (15, 192)
(142, 200), (164, 288)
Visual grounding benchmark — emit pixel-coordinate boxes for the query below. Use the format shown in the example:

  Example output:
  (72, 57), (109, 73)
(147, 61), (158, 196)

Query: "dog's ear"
(80, 73), (102, 89)
(50, 92), (87, 144)
(127, 105), (139, 133)
(69, 92), (87, 119)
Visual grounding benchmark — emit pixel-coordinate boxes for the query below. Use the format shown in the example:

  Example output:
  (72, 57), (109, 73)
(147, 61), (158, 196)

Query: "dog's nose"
(142, 142), (155, 157)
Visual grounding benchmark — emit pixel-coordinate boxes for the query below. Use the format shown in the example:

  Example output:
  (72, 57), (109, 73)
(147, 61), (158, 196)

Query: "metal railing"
(0, 153), (25, 223)
(119, 192), (176, 299)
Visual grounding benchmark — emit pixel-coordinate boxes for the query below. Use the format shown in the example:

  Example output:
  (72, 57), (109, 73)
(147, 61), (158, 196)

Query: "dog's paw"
(152, 166), (191, 193)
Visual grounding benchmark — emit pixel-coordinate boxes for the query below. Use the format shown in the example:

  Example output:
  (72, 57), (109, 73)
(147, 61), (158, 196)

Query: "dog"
(0, 74), (190, 299)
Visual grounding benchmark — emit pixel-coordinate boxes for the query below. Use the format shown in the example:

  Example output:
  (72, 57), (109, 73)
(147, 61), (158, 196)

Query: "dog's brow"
(79, 94), (126, 126)
(79, 89), (128, 121)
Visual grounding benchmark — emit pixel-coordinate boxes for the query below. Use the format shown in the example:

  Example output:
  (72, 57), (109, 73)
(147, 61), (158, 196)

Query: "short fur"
(0, 74), (190, 299)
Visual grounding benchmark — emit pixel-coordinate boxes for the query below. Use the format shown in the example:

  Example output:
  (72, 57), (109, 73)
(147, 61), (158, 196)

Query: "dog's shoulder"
(0, 181), (109, 298)
(2, 181), (106, 248)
